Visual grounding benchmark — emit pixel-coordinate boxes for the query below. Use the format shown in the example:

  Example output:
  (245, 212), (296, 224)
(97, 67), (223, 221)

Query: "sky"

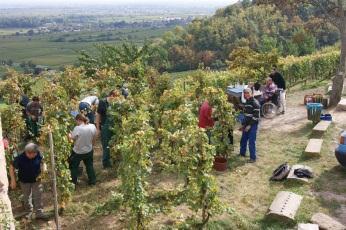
(0, 0), (238, 7)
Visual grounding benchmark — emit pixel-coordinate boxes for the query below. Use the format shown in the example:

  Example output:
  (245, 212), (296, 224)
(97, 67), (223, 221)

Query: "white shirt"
(71, 124), (97, 154)
(81, 96), (99, 106)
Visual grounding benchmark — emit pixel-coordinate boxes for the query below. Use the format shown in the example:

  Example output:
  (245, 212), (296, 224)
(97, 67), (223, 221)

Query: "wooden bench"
(312, 120), (331, 136)
(305, 139), (323, 157)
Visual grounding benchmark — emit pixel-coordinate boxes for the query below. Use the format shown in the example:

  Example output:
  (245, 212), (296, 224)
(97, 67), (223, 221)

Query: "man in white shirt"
(79, 95), (99, 124)
(69, 114), (97, 186)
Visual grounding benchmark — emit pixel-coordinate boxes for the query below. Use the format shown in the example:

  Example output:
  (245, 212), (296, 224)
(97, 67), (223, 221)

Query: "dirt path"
(260, 87), (325, 132)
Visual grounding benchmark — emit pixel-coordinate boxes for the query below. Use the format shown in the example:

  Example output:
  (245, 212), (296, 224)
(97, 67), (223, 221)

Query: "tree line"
(134, 1), (340, 72)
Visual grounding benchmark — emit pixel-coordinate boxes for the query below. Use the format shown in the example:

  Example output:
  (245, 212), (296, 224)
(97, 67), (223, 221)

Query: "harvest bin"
(306, 103), (323, 123)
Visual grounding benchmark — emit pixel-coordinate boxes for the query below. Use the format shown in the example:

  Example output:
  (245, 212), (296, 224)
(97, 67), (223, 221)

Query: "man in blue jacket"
(239, 88), (260, 163)
(9, 143), (48, 220)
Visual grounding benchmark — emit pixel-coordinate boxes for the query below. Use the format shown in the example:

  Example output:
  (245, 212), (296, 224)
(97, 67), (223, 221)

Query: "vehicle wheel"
(262, 102), (277, 119)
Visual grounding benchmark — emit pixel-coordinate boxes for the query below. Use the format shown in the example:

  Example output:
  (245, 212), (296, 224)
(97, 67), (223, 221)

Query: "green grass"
(0, 27), (173, 69)
(300, 79), (330, 90)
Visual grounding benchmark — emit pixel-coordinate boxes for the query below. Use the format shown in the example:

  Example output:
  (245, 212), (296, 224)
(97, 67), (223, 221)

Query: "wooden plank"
(313, 120), (331, 133)
(305, 139), (323, 156)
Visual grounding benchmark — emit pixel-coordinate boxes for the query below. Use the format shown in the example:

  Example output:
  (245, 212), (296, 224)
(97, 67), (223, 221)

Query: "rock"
(336, 98), (346, 111)
(298, 223), (319, 230)
(311, 213), (346, 230)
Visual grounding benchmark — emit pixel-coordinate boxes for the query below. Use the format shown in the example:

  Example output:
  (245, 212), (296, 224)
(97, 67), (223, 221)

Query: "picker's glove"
(244, 125), (251, 132)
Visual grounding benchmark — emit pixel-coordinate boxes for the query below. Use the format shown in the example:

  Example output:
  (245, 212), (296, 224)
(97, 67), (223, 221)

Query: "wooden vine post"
(48, 127), (60, 230)
(0, 117), (15, 230)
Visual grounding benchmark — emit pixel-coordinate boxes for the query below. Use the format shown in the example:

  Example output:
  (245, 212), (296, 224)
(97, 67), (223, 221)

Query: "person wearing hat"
(239, 88), (260, 163)
(9, 143), (48, 220)
(79, 95), (99, 124)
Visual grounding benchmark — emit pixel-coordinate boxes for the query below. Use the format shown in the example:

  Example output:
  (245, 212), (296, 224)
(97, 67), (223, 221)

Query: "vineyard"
(0, 59), (236, 228)
(1, 0), (346, 227)
(0, 41), (344, 229)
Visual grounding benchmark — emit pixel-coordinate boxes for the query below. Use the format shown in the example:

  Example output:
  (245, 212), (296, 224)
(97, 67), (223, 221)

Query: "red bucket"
(213, 156), (228, 171)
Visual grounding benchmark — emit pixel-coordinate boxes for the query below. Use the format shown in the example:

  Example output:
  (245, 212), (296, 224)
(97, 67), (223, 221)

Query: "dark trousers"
(240, 123), (258, 160)
(101, 123), (112, 168)
(70, 150), (96, 185)
(25, 117), (41, 138)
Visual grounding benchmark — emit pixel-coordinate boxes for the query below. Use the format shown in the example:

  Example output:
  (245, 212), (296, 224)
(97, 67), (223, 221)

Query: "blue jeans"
(240, 123), (258, 160)
(79, 102), (95, 124)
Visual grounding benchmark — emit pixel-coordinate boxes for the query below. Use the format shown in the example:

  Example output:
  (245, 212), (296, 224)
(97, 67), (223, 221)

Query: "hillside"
(151, 1), (339, 72)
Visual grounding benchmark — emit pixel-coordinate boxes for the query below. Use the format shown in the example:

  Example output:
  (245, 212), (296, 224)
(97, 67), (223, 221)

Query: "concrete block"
(313, 120), (331, 135)
(305, 139), (323, 157)
(298, 223), (319, 230)
(336, 98), (346, 111)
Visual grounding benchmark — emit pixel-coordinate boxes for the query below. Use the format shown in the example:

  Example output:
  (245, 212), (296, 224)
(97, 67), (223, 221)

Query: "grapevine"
(118, 110), (155, 229)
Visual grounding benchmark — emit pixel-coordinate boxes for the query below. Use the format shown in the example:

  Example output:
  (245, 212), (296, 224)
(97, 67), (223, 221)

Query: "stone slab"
(336, 98), (346, 111)
(267, 191), (303, 221)
(305, 139), (323, 156)
(311, 213), (346, 230)
(298, 223), (319, 230)
(313, 120), (332, 133)
(287, 165), (313, 183)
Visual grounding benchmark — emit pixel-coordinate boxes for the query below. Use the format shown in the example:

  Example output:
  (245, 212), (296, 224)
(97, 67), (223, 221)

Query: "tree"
(27, 29), (34, 36)
(228, 47), (279, 81)
(255, 0), (346, 104)
(256, 0), (346, 69)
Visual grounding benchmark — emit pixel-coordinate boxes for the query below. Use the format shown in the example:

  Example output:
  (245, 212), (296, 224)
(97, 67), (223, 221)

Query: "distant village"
(13, 16), (195, 35)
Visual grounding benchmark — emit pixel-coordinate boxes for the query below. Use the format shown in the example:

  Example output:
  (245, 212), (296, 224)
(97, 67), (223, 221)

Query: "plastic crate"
(306, 103), (323, 123)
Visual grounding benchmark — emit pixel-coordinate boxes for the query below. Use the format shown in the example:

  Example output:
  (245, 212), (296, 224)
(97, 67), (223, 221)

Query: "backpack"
(294, 168), (313, 178)
(270, 163), (290, 181)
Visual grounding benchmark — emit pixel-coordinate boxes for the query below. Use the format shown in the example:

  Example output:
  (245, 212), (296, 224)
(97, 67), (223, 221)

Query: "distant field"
(0, 28), (29, 36)
(0, 26), (173, 68)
